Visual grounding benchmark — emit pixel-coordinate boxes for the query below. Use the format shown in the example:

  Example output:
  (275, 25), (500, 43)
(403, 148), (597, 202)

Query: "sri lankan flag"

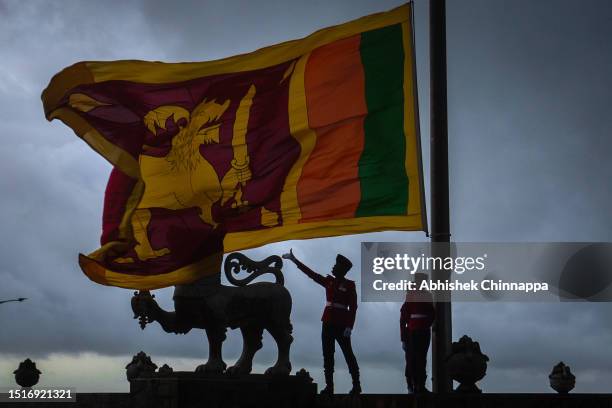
(42, 3), (427, 290)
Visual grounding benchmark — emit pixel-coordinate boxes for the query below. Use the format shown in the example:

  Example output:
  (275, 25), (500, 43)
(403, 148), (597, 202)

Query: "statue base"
(129, 372), (317, 408)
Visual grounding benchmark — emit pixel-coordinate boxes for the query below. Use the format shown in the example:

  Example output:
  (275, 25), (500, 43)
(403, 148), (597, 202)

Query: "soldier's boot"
(406, 377), (415, 393)
(320, 370), (334, 396)
(413, 376), (430, 394)
(349, 371), (361, 395)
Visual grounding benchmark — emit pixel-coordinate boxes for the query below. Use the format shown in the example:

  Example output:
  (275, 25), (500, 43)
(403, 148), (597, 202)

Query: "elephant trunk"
(131, 291), (181, 333)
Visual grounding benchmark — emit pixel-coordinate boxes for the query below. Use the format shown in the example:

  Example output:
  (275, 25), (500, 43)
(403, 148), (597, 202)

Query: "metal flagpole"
(429, 0), (453, 393)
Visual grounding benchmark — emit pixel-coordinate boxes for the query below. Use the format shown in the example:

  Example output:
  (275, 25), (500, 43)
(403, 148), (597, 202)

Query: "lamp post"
(0, 298), (27, 305)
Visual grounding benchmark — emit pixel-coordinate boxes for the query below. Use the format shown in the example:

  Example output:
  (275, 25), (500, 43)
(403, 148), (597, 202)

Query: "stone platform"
(348, 393), (612, 408)
(129, 371), (317, 408)
(1, 389), (611, 408)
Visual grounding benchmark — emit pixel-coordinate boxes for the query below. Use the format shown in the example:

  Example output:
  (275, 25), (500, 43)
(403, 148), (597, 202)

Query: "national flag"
(41, 3), (426, 289)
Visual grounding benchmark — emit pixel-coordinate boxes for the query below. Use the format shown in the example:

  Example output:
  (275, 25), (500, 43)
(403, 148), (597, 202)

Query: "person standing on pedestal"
(282, 249), (361, 395)
(401, 272), (435, 393)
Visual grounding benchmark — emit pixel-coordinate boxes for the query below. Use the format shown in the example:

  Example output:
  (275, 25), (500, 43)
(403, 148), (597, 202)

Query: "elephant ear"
(144, 106), (190, 135)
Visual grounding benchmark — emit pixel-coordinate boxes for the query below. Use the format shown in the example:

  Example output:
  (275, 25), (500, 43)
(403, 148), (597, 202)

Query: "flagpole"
(429, 0), (453, 393)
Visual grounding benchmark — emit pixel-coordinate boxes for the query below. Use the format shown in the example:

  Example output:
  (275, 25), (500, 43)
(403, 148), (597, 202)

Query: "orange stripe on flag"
(299, 35), (367, 222)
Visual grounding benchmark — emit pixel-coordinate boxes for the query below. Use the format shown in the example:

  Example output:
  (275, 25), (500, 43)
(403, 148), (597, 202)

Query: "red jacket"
(295, 260), (357, 328)
(400, 290), (435, 341)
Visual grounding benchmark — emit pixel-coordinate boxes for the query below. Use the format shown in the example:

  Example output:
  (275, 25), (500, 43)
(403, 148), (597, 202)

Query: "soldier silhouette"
(283, 249), (361, 395)
(400, 272), (435, 393)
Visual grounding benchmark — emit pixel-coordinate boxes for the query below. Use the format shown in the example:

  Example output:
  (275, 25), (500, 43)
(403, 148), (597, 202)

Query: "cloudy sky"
(1, 0), (611, 394)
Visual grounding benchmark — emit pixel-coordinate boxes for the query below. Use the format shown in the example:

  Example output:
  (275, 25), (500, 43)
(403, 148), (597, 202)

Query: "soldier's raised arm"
(282, 249), (327, 286)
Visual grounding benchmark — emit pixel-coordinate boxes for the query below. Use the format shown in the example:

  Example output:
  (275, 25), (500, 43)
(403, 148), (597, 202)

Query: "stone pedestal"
(129, 372), (317, 408)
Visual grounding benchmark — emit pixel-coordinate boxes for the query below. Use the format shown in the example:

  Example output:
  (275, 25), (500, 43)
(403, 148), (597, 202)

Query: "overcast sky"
(1, 0), (611, 394)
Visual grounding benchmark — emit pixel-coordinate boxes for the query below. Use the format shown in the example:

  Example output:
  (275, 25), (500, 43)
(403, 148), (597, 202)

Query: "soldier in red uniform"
(400, 273), (435, 393)
(282, 249), (361, 395)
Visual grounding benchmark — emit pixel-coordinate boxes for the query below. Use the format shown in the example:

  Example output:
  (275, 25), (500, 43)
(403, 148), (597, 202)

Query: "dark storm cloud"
(1, 0), (611, 393)
(139, 0), (411, 61)
(446, 0), (612, 242)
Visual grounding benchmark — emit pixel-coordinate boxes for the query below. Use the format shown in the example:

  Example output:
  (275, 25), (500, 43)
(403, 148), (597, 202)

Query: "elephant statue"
(130, 253), (293, 376)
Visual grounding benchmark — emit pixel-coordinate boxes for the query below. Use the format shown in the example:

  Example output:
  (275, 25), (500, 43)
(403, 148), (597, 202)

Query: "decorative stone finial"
(296, 368), (313, 383)
(158, 364), (174, 377)
(125, 351), (157, 381)
(446, 335), (489, 393)
(14, 359), (41, 388)
(549, 362), (576, 394)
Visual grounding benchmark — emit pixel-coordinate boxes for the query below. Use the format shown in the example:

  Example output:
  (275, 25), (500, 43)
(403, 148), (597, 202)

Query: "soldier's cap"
(335, 254), (353, 270)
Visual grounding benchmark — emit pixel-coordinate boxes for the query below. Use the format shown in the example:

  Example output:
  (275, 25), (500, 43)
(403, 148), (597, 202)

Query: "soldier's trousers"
(404, 328), (431, 388)
(321, 322), (359, 378)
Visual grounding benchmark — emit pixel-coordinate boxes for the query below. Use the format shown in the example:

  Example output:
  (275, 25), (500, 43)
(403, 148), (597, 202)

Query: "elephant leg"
(227, 326), (263, 375)
(265, 325), (293, 376)
(196, 326), (227, 374)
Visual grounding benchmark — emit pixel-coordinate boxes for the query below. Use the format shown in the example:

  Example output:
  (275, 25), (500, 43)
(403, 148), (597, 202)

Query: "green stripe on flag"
(356, 24), (408, 217)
